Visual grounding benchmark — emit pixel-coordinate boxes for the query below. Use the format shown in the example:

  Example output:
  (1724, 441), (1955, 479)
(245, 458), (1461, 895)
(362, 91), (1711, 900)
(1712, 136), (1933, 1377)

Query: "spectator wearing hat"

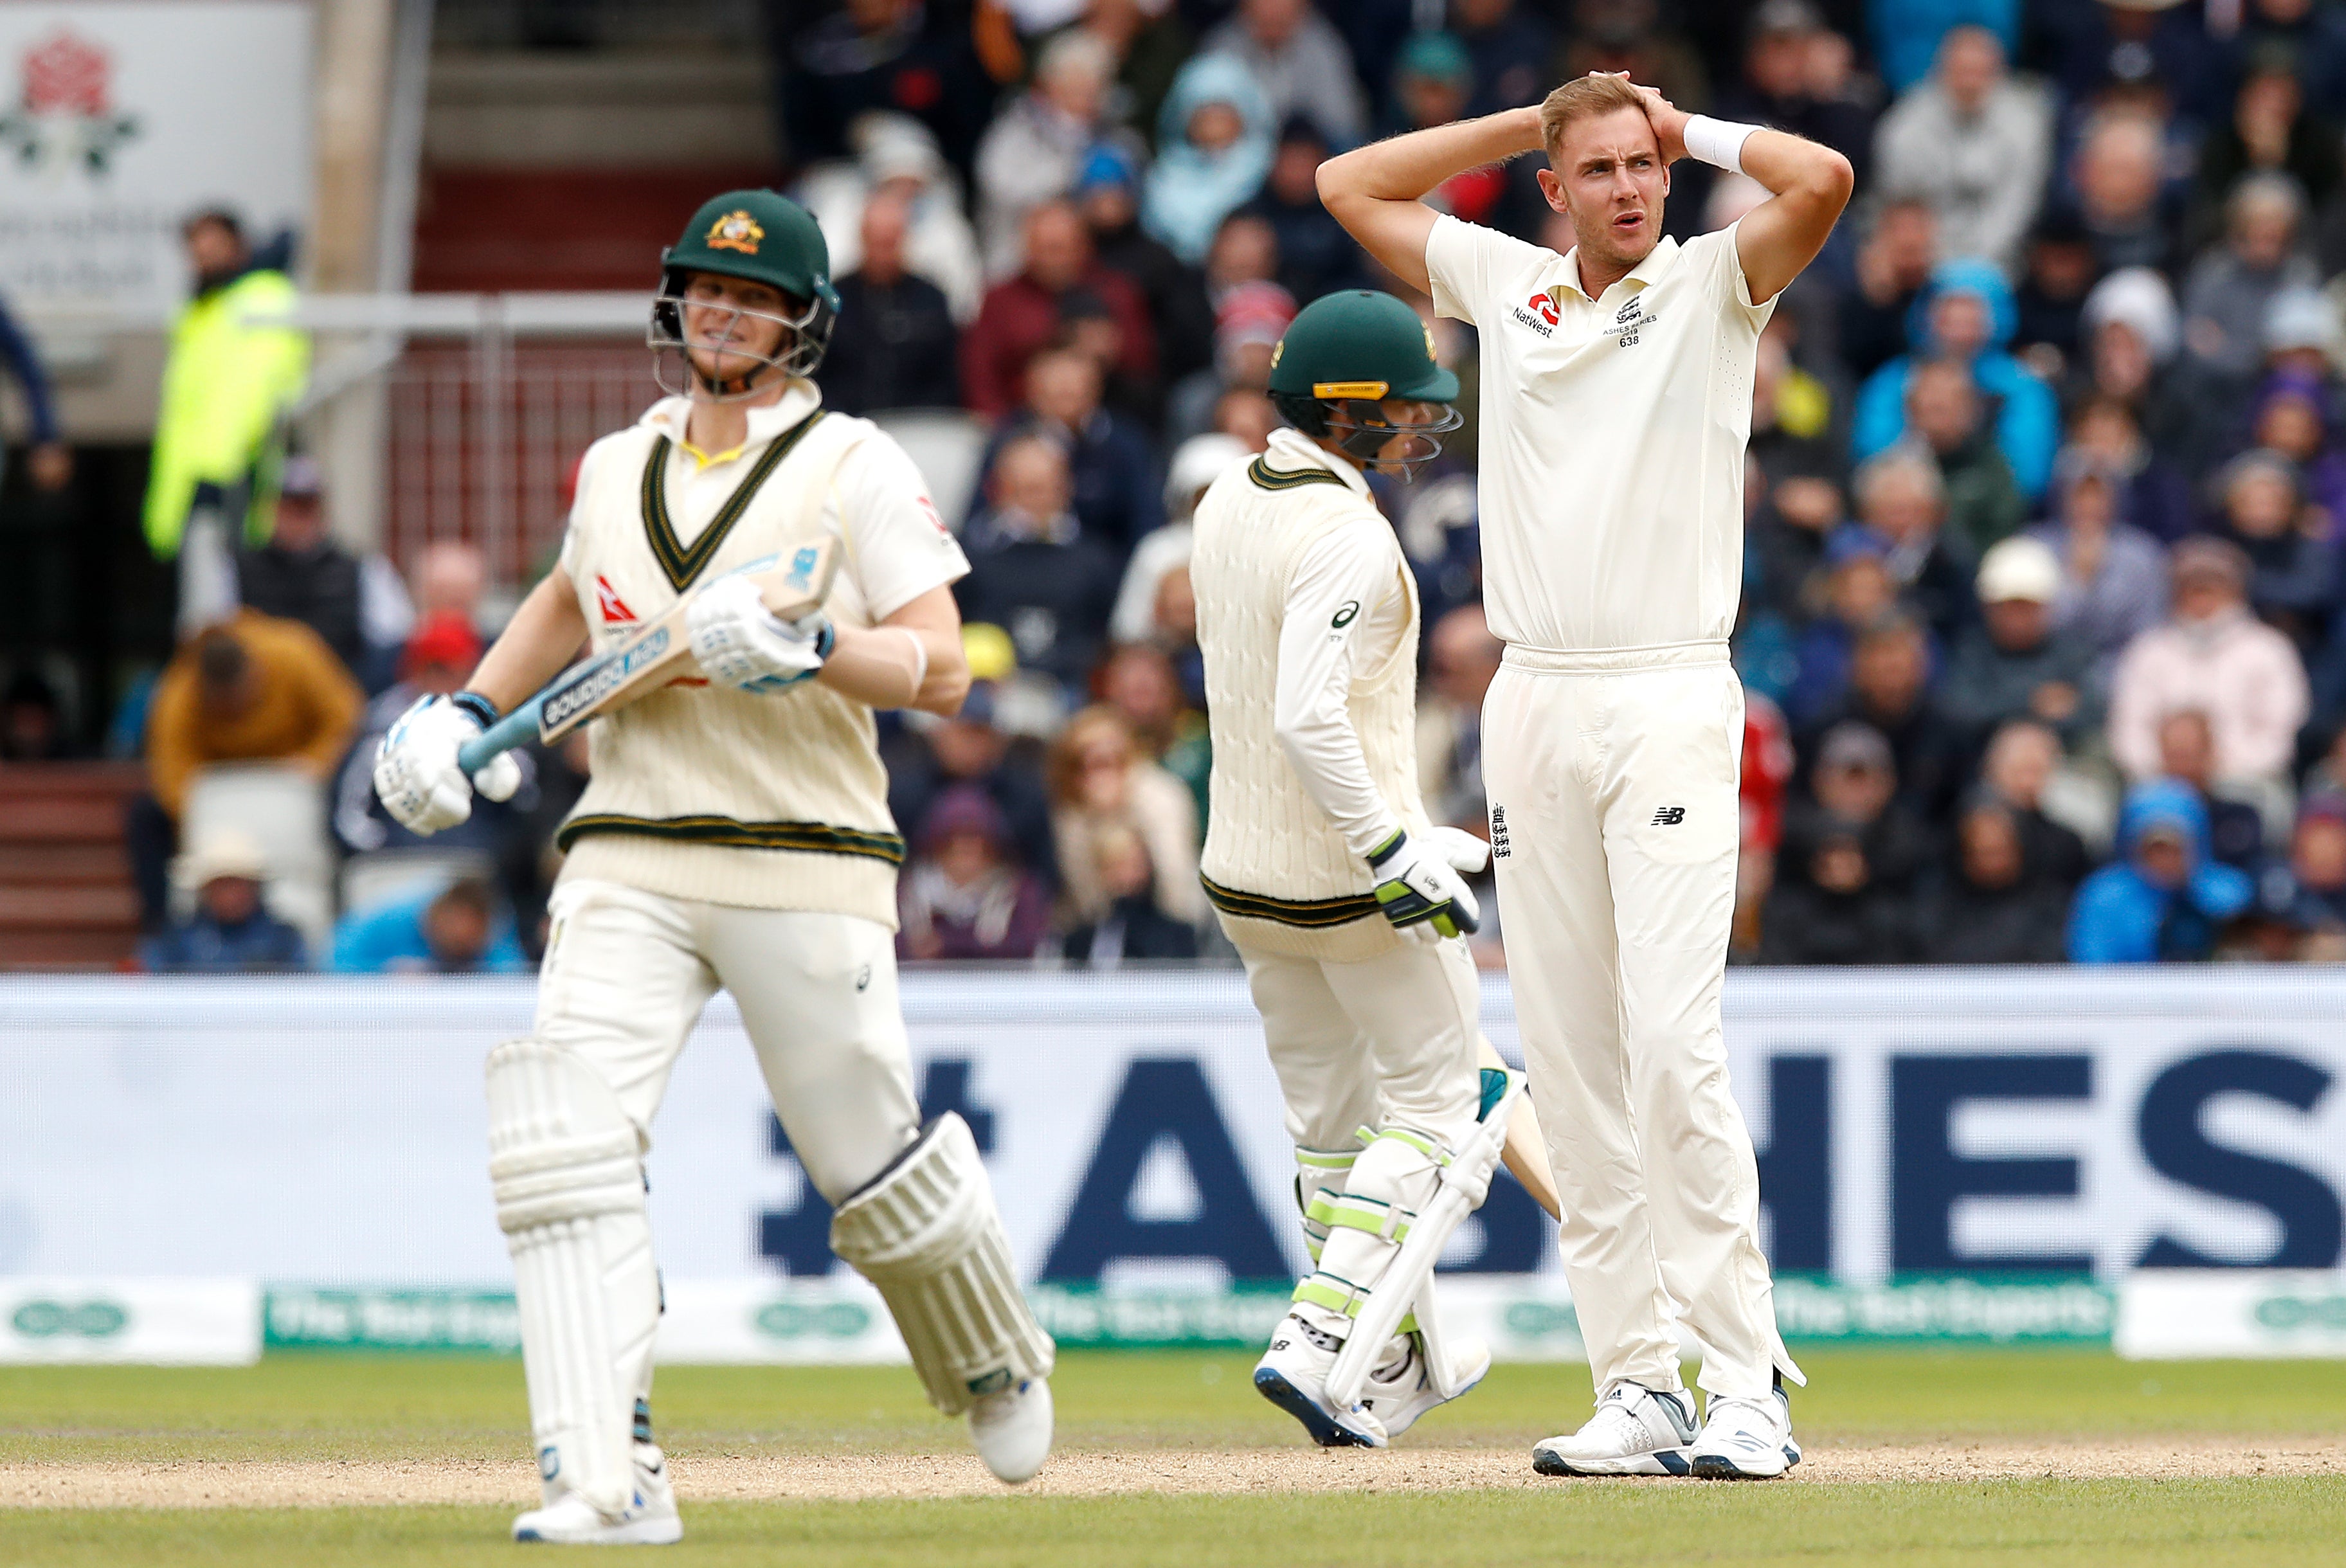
(1872, 24), (2050, 271)
(1853, 260), (2060, 501)
(962, 201), (1157, 420)
(975, 32), (1124, 277)
(2210, 447), (2340, 646)
(818, 190), (961, 416)
(1143, 53), (1277, 267)
(1759, 722), (1928, 964)
(2153, 707), (2271, 872)
(140, 826), (307, 973)
(1202, 0), (1367, 152)
(2068, 780), (2255, 963)
(232, 456), (371, 680)
(1899, 358), (2026, 556)
(2183, 174), (2320, 384)
(957, 435), (1121, 692)
(1914, 796), (2071, 963)
(331, 876), (527, 975)
(1078, 143), (1216, 386)
(2246, 371), (2346, 524)
(897, 784), (1054, 961)
(1941, 536), (2101, 748)
(2074, 267), (2204, 476)
(2108, 536), (2311, 789)
(2011, 214), (2100, 372)
(2028, 453), (2174, 679)
(131, 608), (364, 930)
(1165, 276), (1295, 446)
(1451, 0), (1555, 118)
(1052, 821), (1199, 964)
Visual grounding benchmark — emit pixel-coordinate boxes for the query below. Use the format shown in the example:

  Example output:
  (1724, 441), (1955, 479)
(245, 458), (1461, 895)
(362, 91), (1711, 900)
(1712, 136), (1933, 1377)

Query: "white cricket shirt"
(1425, 215), (1773, 656)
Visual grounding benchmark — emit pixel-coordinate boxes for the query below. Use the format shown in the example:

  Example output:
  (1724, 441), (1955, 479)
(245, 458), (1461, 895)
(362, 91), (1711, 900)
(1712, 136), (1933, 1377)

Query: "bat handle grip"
(457, 700), (541, 775)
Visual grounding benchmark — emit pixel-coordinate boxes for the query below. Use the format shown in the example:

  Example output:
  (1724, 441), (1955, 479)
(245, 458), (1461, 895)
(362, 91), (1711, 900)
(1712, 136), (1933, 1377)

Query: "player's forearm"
(818, 622), (969, 714)
(1738, 128), (1854, 208)
(1723, 128), (1852, 304)
(1319, 107), (1544, 205)
(1274, 717), (1400, 863)
(468, 568), (590, 714)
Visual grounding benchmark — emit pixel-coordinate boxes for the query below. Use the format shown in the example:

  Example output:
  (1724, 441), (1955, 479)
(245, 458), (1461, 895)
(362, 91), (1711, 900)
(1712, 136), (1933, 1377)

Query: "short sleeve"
(1713, 221), (1778, 326)
(1425, 213), (1547, 327)
(556, 441), (604, 577)
(833, 431), (970, 622)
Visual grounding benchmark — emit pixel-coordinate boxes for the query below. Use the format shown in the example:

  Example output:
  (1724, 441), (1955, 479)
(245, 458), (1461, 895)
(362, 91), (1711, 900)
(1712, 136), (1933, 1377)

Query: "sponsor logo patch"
(1651, 805), (1686, 826)
(595, 575), (637, 623)
(543, 627), (671, 730)
(1490, 804), (1510, 859)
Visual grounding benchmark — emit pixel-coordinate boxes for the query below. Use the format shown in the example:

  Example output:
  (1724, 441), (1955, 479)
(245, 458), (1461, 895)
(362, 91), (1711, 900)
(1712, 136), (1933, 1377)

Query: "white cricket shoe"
(512, 1444), (682, 1545)
(1690, 1386), (1800, 1479)
(969, 1376), (1053, 1484)
(1252, 1311), (1388, 1448)
(1356, 1332), (1491, 1439)
(1531, 1383), (1700, 1477)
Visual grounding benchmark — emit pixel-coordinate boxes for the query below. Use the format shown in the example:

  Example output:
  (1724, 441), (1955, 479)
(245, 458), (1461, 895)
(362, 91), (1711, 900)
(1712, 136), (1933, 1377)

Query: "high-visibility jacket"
(141, 268), (309, 558)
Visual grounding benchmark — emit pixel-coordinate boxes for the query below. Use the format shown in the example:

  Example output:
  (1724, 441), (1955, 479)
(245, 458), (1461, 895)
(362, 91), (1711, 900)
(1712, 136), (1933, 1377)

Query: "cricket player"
(374, 191), (1054, 1543)
(1190, 288), (1506, 1448)
(1320, 77), (1852, 1477)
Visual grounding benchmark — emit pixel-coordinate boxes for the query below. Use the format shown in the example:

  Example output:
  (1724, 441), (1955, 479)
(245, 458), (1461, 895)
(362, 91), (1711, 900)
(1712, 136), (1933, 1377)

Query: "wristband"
(890, 625), (929, 702)
(1366, 828), (1408, 869)
(1682, 114), (1759, 175)
(449, 689), (500, 728)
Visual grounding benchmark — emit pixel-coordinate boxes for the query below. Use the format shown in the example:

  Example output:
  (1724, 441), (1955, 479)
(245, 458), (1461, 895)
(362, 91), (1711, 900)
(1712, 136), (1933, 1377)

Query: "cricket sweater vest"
(1194, 453), (1428, 962)
(557, 405), (905, 923)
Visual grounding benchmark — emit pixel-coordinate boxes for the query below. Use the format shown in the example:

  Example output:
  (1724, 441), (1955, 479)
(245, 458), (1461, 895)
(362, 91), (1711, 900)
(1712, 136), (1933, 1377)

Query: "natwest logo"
(1528, 287), (1561, 325)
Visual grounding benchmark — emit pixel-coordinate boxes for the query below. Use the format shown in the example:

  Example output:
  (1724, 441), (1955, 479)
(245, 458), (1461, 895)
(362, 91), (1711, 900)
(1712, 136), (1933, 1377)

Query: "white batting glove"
(685, 573), (833, 694)
(1425, 824), (1492, 876)
(1366, 828), (1482, 944)
(372, 694), (521, 836)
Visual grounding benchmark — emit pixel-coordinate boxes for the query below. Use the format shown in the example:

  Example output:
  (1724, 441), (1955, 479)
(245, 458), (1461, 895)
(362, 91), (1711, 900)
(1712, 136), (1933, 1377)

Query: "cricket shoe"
(1690, 1385), (1800, 1479)
(512, 1443), (681, 1545)
(1531, 1383), (1699, 1476)
(969, 1376), (1053, 1484)
(1252, 1311), (1389, 1448)
(1357, 1333), (1492, 1440)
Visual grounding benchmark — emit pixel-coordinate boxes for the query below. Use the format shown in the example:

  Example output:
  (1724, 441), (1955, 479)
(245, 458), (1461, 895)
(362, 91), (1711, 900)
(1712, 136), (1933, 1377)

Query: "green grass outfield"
(6, 1349), (2345, 1565)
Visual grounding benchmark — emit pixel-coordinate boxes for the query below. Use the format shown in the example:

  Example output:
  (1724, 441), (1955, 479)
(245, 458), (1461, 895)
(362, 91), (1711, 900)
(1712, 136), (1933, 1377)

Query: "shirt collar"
(1554, 235), (1682, 303)
(1266, 427), (1371, 496)
(642, 379), (822, 467)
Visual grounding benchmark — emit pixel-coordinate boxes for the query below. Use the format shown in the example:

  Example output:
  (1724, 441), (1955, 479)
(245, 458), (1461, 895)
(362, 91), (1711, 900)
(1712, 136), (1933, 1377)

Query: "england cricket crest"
(0, 30), (138, 179)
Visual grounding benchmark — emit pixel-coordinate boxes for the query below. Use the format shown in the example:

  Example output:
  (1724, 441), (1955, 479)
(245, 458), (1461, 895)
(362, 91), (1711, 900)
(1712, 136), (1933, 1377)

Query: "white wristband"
(1682, 114), (1759, 175)
(891, 625), (930, 703)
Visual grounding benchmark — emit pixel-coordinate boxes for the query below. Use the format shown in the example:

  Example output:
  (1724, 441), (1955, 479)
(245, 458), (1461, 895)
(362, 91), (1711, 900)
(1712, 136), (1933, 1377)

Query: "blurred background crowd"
(17, 0), (2346, 973)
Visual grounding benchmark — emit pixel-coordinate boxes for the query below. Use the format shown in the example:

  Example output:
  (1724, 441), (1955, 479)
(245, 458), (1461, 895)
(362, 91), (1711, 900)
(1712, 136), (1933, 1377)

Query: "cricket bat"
(1479, 1038), (1562, 1221)
(456, 537), (842, 775)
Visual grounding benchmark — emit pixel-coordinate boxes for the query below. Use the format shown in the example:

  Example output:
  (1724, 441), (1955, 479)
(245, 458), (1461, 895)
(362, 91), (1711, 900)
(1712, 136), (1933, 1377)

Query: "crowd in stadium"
(96, 0), (2346, 970)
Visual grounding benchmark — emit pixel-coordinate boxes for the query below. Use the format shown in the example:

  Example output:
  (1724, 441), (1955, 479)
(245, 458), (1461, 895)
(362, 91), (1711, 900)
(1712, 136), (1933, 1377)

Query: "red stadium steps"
(0, 762), (147, 971)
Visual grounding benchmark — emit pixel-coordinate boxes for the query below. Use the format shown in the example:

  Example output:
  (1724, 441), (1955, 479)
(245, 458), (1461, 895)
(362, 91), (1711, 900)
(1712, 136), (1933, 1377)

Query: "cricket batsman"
(372, 190), (1054, 1542)
(1189, 289), (1513, 1447)
(1320, 77), (1852, 1477)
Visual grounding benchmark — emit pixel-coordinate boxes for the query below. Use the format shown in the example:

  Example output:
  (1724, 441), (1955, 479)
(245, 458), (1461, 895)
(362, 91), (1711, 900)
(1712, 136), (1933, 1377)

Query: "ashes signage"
(0, 3), (312, 322)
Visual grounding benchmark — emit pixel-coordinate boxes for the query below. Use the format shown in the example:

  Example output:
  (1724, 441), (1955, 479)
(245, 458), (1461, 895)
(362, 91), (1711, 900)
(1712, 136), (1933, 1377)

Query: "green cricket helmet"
(651, 190), (841, 397)
(1267, 289), (1461, 478)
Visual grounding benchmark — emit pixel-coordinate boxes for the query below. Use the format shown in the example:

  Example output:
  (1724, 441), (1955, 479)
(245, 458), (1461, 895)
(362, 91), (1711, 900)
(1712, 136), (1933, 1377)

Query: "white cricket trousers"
(1233, 932), (1484, 1158)
(1482, 645), (1796, 1401)
(534, 877), (921, 1203)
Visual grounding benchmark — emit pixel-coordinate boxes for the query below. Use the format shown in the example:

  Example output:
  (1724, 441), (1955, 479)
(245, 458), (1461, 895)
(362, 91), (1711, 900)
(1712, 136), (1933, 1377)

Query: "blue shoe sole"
(1254, 1367), (1378, 1448)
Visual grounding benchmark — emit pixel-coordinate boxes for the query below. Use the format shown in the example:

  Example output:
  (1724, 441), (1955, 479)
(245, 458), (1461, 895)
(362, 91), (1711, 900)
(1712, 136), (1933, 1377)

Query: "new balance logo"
(1651, 806), (1686, 826)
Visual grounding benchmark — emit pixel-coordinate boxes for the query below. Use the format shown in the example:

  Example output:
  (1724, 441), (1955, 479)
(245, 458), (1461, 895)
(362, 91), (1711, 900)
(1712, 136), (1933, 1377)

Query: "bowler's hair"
(1538, 74), (1650, 163)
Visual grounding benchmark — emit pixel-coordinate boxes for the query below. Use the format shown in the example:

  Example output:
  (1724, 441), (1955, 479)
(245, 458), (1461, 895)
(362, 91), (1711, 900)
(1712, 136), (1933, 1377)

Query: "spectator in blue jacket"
(1868, 0), (2017, 95)
(1853, 259), (2061, 500)
(2068, 780), (2255, 962)
(331, 877), (527, 975)
(141, 827), (307, 973)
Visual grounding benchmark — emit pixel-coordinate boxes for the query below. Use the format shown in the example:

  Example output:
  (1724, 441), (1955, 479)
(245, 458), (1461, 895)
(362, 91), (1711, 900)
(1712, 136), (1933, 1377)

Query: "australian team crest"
(705, 209), (764, 255)
(0, 30), (139, 179)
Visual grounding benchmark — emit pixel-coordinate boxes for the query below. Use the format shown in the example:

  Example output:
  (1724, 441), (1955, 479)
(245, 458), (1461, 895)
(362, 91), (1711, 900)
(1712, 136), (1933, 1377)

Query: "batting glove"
(685, 573), (834, 694)
(1424, 824), (1492, 876)
(373, 692), (521, 836)
(1367, 828), (1482, 942)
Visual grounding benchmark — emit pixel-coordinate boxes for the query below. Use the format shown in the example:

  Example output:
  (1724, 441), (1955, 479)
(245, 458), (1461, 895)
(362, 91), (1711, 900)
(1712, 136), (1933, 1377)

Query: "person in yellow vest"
(371, 190), (1054, 1545)
(143, 209), (309, 626)
(1190, 288), (1511, 1448)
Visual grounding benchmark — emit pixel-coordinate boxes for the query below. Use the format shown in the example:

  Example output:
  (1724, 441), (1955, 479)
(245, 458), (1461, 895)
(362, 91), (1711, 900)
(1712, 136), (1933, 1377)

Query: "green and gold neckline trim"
(640, 408), (825, 591)
(1247, 455), (1348, 491)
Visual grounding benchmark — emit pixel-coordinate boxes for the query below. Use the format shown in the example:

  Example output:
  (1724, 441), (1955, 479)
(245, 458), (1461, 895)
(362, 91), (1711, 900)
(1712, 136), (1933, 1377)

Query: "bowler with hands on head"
(1319, 71), (1852, 1478)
